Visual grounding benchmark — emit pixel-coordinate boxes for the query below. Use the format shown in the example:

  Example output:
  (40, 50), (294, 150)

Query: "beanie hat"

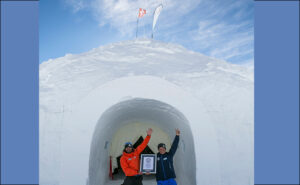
(158, 143), (166, 150)
(124, 142), (133, 148)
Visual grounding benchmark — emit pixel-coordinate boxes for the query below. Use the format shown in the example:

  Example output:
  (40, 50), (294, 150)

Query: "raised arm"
(169, 129), (180, 156)
(136, 128), (152, 154)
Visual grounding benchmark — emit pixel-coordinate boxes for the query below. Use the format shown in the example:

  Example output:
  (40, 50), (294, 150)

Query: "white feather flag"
(152, 4), (163, 31)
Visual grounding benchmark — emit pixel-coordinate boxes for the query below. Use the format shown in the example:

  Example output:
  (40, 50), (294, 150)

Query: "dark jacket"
(156, 135), (179, 181)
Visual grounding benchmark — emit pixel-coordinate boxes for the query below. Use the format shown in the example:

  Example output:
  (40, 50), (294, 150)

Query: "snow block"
(40, 40), (253, 185)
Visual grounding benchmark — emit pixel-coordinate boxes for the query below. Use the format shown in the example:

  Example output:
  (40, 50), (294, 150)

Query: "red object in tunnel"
(109, 156), (113, 180)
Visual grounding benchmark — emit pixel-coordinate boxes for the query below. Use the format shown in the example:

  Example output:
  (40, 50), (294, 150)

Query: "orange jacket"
(120, 135), (151, 176)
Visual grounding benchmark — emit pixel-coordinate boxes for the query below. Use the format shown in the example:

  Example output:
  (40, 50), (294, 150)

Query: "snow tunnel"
(88, 98), (196, 185)
(60, 76), (221, 185)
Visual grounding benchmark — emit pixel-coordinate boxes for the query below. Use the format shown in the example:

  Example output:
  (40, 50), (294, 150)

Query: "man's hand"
(145, 172), (151, 175)
(176, 128), (180, 136)
(147, 128), (153, 136)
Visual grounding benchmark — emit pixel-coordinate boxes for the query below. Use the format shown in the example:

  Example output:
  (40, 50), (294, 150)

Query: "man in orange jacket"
(120, 128), (153, 185)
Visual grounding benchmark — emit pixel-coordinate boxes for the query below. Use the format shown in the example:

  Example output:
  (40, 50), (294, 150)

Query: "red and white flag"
(138, 8), (146, 18)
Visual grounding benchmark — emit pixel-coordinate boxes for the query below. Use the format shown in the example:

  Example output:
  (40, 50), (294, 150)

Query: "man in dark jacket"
(156, 129), (180, 185)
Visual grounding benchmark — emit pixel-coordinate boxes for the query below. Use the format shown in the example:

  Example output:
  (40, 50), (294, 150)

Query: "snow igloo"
(40, 39), (254, 185)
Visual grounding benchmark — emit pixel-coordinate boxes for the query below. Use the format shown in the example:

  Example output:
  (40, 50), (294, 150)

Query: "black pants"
(122, 175), (143, 185)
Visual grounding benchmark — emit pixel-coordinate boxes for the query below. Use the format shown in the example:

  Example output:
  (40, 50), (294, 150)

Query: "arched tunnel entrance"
(88, 98), (196, 185)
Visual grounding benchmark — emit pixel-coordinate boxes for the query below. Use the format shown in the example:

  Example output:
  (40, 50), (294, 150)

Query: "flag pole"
(152, 8), (155, 39)
(136, 17), (139, 38)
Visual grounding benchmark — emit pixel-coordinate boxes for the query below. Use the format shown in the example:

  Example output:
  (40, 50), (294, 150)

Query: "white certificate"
(143, 157), (154, 170)
(140, 154), (156, 173)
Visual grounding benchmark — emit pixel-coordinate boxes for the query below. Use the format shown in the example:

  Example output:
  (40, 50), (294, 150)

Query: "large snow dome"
(40, 39), (254, 185)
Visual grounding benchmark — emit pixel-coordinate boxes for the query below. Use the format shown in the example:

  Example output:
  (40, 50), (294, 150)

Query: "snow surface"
(40, 39), (254, 185)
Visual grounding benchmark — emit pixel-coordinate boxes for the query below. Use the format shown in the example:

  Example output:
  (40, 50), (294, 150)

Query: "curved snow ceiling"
(88, 98), (196, 185)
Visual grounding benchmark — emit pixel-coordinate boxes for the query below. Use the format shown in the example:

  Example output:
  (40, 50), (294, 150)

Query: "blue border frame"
(255, 1), (299, 184)
(0, 0), (39, 184)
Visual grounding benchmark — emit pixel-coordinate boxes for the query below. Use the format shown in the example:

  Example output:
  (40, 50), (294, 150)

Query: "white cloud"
(65, 0), (203, 35)
(186, 0), (254, 64)
(65, 0), (89, 12)
(64, 0), (254, 64)
(189, 19), (253, 60)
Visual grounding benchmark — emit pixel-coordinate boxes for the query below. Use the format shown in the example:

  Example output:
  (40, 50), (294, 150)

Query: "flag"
(138, 8), (146, 18)
(152, 4), (163, 30)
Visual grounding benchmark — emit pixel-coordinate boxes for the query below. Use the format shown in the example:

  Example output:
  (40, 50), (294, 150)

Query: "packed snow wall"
(58, 76), (220, 185)
(40, 39), (253, 185)
(89, 98), (197, 185)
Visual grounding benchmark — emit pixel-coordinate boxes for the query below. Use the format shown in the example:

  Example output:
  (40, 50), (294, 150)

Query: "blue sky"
(40, 0), (253, 65)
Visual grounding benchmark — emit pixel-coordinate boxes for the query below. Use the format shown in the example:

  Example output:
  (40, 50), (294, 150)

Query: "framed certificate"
(140, 154), (157, 174)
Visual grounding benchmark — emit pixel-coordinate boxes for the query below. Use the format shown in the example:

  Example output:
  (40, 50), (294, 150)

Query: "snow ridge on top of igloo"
(40, 39), (253, 111)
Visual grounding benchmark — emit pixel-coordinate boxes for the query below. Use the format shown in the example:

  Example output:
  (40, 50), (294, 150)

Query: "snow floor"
(107, 179), (156, 185)
(107, 173), (157, 185)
